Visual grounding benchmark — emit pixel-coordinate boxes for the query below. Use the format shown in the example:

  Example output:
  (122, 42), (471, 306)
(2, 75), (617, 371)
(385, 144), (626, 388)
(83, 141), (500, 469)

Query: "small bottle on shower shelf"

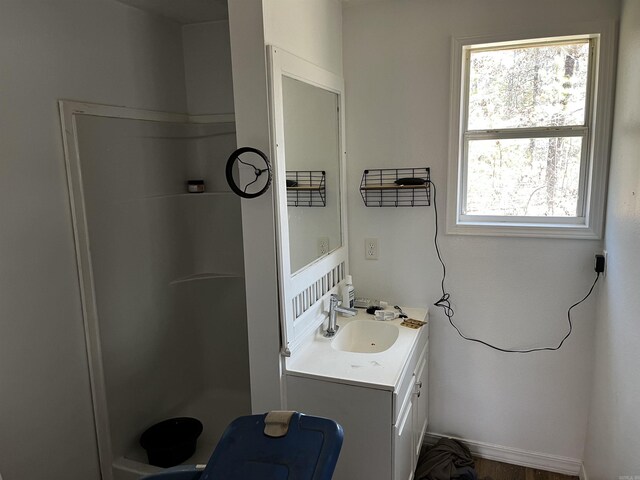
(187, 179), (205, 193)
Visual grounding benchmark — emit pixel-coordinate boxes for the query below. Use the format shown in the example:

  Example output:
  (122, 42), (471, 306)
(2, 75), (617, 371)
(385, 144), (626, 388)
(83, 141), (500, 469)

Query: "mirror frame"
(268, 46), (349, 355)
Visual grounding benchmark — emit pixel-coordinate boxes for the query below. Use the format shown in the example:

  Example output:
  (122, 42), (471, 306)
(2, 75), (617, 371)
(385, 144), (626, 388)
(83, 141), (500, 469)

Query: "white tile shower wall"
(75, 115), (250, 461)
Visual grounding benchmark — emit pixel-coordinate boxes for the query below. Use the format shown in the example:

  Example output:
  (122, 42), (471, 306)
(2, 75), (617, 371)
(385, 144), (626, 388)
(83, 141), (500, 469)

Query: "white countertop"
(285, 307), (428, 391)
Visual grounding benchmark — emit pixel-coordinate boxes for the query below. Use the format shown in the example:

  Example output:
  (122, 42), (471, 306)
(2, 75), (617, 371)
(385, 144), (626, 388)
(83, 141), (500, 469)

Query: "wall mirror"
(268, 46), (349, 355)
(283, 76), (342, 272)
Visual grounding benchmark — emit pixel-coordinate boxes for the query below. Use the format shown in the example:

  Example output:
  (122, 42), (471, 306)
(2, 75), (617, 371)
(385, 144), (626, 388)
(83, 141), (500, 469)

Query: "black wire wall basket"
(287, 170), (326, 207)
(360, 167), (431, 207)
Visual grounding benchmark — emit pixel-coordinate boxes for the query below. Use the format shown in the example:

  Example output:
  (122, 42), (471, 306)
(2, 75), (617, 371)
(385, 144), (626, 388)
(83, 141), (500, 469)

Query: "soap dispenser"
(341, 275), (355, 308)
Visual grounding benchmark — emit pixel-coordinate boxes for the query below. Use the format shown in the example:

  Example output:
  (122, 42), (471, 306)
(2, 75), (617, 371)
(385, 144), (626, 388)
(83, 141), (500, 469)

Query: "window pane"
(464, 137), (583, 217)
(468, 42), (590, 130)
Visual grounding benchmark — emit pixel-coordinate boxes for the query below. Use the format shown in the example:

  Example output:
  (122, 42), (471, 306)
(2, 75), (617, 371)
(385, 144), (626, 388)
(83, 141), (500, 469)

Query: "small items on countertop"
(400, 318), (427, 329)
(354, 298), (388, 309)
(394, 305), (408, 318)
(374, 310), (399, 321)
(341, 275), (355, 308)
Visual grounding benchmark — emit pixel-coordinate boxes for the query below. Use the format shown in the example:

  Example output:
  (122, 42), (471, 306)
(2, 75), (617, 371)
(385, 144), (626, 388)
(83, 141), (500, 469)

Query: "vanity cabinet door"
(413, 347), (428, 459)
(286, 374), (393, 480)
(393, 387), (415, 480)
(393, 331), (429, 479)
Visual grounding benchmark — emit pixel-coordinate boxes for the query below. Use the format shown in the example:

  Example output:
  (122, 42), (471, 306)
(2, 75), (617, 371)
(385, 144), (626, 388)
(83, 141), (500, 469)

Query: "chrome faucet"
(324, 294), (357, 338)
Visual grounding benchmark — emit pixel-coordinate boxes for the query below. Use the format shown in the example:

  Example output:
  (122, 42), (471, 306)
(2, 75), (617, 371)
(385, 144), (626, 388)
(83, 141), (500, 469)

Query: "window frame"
(447, 24), (617, 239)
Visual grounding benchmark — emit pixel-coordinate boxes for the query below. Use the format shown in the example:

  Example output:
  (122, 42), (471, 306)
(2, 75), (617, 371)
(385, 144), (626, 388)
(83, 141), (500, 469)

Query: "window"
(448, 30), (615, 238)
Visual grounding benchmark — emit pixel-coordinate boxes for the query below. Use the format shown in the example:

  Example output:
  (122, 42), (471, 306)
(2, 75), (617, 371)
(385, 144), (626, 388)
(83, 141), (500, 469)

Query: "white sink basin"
(332, 320), (399, 353)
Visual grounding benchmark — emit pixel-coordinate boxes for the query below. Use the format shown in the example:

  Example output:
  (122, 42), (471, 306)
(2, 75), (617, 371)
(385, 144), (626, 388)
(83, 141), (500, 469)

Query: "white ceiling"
(115, 0), (229, 24)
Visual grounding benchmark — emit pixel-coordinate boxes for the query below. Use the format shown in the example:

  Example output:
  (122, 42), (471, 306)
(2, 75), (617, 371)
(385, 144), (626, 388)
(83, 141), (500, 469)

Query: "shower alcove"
(61, 102), (251, 480)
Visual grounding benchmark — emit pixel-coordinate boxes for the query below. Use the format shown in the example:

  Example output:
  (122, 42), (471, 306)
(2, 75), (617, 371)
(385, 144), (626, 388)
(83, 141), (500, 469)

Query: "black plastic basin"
(140, 417), (203, 468)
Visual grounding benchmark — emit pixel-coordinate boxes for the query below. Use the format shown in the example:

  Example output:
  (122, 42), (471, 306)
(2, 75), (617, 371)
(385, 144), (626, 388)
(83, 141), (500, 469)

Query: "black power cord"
(427, 179), (600, 354)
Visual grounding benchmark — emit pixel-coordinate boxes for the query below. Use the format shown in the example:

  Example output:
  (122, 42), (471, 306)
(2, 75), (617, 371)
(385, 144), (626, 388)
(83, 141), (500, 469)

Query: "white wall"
(182, 21), (235, 116)
(263, 0), (343, 77)
(228, 0), (282, 413)
(343, 0), (619, 465)
(0, 1), (187, 478)
(583, 0), (640, 476)
(228, 0), (343, 412)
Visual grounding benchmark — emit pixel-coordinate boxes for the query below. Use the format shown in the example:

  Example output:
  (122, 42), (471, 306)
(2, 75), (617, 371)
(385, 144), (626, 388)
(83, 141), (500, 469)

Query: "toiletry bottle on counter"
(341, 275), (355, 308)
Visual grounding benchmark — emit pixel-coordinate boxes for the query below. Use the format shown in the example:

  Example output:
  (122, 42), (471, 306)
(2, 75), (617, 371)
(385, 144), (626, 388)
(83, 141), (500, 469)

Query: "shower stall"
(59, 12), (252, 479)
(62, 104), (251, 480)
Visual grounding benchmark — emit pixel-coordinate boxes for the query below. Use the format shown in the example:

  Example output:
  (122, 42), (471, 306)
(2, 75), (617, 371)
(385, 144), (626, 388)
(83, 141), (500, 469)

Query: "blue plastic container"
(142, 412), (343, 480)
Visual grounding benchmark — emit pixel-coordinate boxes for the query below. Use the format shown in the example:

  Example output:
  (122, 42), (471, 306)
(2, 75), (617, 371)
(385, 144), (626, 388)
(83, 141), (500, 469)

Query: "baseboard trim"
(579, 463), (588, 480)
(423, 432), (582, 476)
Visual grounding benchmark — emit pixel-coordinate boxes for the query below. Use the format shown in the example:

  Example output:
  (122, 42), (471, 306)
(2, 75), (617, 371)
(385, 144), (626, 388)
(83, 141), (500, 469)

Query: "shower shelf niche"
(140, 192), (235, 199)
(177, 191), (234, 197)
(119, 192), (236, 206)
(169, 273), (244, 285)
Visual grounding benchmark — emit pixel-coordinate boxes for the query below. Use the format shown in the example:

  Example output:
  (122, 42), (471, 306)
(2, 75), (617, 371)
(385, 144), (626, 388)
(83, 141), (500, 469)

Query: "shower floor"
(112, 387), (250, 480)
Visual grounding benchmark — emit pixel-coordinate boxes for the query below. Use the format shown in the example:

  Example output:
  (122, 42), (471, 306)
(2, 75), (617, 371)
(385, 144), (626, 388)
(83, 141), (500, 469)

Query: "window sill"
(447, 220), (601, 240)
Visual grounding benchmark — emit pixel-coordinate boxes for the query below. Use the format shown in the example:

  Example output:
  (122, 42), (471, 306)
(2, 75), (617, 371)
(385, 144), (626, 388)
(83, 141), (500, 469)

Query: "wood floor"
(473, 457), (578, 480)
(417, 443), (579, 480)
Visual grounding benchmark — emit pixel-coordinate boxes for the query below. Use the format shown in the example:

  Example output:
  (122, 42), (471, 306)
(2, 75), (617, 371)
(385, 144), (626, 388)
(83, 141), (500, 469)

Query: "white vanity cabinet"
(394, 340), (428, 480)
(285, 308), (428, 480)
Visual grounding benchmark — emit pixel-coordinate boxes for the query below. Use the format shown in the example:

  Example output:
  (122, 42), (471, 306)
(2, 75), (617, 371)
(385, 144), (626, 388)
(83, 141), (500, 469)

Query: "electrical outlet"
(365, 238), (378, 260)
(602, 249), (608, 277)
(318, 237), (329, 256)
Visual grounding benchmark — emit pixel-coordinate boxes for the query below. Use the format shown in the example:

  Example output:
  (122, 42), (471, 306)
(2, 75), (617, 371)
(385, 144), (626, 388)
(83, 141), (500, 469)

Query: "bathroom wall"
(343, 0), (619, 466)
(0, 1), (188, 478)
(182, 21), (235, 116)
(583, 0), (640, 476)
(228, 0), (343, 412)
(263, 0), (343, 77)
